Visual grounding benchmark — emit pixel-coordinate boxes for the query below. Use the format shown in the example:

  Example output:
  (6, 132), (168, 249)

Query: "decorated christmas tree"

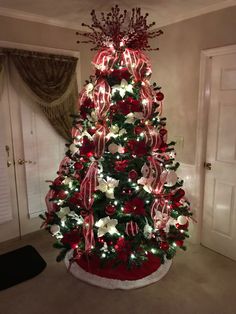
(41, 6), (192, 288)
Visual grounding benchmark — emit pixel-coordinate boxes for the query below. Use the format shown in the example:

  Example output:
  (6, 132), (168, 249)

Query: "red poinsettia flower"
(117, 97), (142, 115)
(114, 237), (131, 262)
(68, 192), (82, 206)
(79, 136), (95, 157)
(127, 140), (147, 156)
(124, 197), (146, 215)
(115, 160), (129, 172)
(110, 68), (131, 82)
(80, 98), (95, 119)
(61, 230), (81, 249)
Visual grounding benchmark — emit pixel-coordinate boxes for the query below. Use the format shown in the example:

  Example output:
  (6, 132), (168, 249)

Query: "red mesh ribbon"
(93, 125), (107, 158)
(80, 162), (98, 252)
(148, 157), (163, 194)
(151, 197), (169, 221)
(144, 125), (162, 151)
(58, 156), (71, 175)
(92, 48), (118, 73)
(77, 88), (88, 109)
(93, 78), (111, 119)
(80, 161), (98, 210)
(71, 123), (83, 141)
(121, 49), (151, 81)
(83, 214), (95, 253)
(140, 81), (153, 120)
(45, 189), (56, 213)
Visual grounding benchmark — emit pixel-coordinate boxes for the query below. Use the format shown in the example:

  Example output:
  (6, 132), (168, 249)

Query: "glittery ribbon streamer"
(83, 214), (95, 253)
(93, 78), (111, 119)
(93, 125), (107, 158)
(144, 125), (162, 151)
(140, 81), (153, 120)
(121, 49), (151, 81)
(92, 48), (118, 72)
(80, 161), (98, 252)
(148, 157), (162, 193)
(80, 161), (98, 210)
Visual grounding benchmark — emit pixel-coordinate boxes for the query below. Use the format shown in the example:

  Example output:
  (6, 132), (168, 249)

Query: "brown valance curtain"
(3, 48), (78, 141)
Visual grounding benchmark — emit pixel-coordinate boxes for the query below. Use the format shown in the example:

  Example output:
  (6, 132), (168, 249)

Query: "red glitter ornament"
(160, 242), (169, 251)
(156, 91), (164, 101)
(105, 204), (116, 216)
(128, 170), (138, 181)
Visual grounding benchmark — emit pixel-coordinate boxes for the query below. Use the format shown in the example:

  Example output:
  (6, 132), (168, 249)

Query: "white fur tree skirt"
(65, 250), (172, 290)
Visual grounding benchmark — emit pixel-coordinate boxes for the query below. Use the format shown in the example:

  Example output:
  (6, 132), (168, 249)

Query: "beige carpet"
(0, 230), (235, 314)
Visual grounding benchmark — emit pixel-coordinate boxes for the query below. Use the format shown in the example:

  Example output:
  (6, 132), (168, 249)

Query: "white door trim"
(196, 44), (236, 244)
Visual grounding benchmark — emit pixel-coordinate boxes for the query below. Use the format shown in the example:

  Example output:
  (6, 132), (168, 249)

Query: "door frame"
(0, 40), (81, 237)
(196, 44), (236, 244)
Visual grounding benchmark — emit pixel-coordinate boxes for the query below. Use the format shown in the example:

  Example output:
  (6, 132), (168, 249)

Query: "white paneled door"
(9, 64), (66, 236)
(0, 72), (19, 242)
(202, 52), (236, 261)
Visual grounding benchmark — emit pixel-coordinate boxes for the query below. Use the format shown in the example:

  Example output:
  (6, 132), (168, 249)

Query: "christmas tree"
(41, 6), (192, 286)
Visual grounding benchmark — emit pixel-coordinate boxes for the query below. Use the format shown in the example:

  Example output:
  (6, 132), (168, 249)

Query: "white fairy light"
(130, 253), (135, 259)
(101, 253), (106, 258)
(114, 200), (118, 205)
(151, 248), (157, 254)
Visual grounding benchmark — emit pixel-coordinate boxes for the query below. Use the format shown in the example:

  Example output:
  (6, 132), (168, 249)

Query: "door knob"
(204, 162), (212, 170)
(7, 160), (11, 167)
(18, 158), (34, 165)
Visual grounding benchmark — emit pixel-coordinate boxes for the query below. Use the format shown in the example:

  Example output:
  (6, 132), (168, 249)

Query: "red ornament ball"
(175, 240), (184, 247)
(156, 91), (164, 101)
(125, 221), (139, 236)
(160, 242), (169, 251)
(105, 204), (116, 216)
(128, 170), (138, 181)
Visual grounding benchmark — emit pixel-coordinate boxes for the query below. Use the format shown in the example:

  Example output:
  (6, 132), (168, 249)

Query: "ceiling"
(0, 0), (235, 30)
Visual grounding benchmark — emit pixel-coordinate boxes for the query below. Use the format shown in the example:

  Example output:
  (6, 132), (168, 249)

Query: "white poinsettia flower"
(112, 79), (133, 98)
(56, 207), (71, 219)
(81, 130), (93, 140)
(143, 221), (153, 239)
(154, 211), (176, 233)
(87, 110), (98, 122)
(107, 126), (127, 140)
(63, 178), (73, 188)
(69, 143), (79, 155)
(85, 83), (94, 97)
(137, 176), (154, 193)
(95, 216), (119, 237)
(97, 176), (119, 199)
(125, 112), (144, 124)
(67, 211), (84, 225)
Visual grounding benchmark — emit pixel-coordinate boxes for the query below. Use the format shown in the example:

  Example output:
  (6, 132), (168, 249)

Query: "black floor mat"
(0, 245), (47, 290)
